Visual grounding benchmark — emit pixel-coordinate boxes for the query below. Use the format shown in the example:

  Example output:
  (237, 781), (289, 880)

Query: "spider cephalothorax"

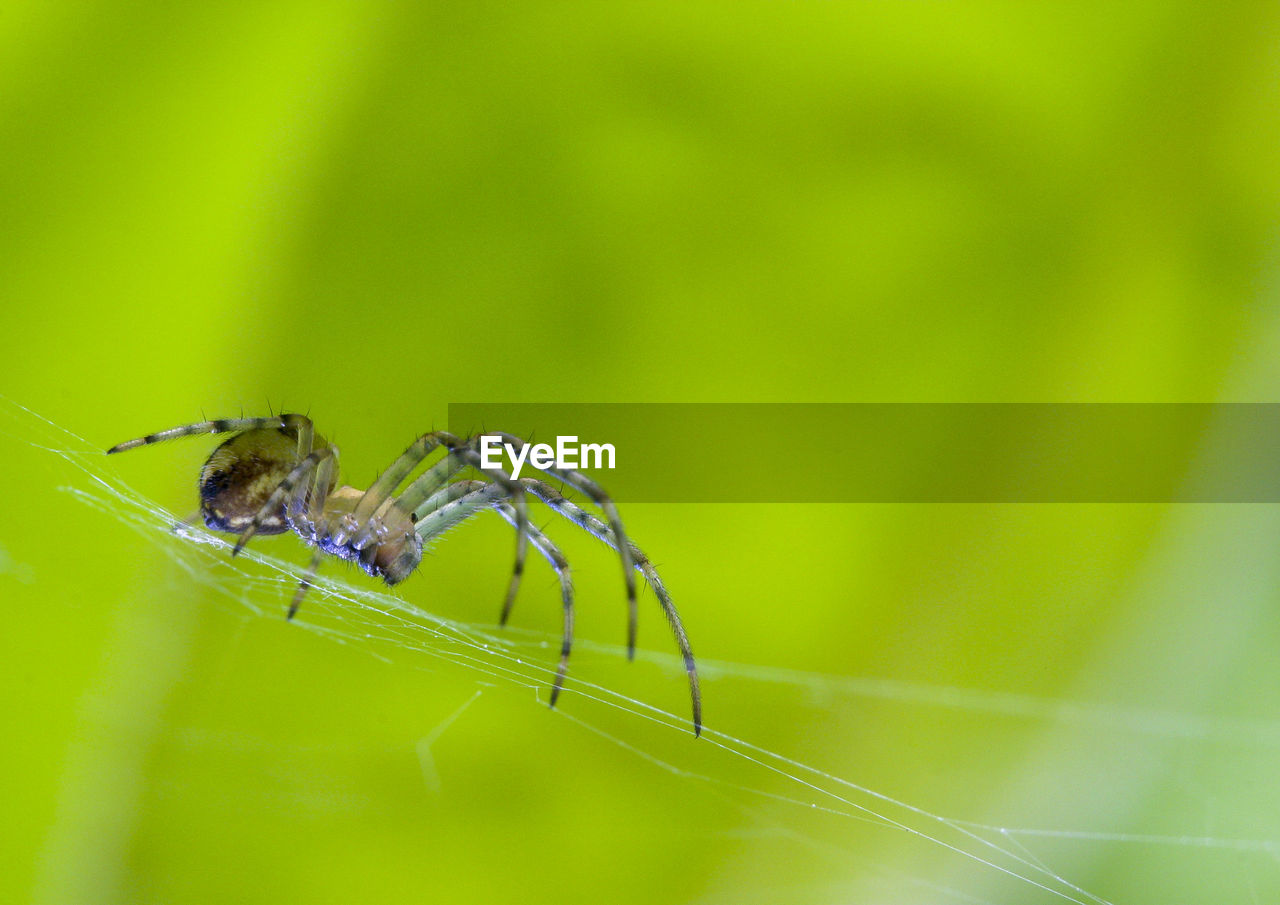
(311, 485), (423, 584)
(108, 413), (701, 734)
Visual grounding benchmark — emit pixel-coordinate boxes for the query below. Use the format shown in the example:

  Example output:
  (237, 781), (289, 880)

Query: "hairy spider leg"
(286, 448), (339, 620)
(337, 434), (528, 583)
(291, 415), (315, 464)
(289, 549), (326, 620)
(285, 442), (333, 539)
(517, 477), (701, 737)
(106, 414), (314, 454)
(344, 433), (531, 625)
(408, 478), (490, 523)
(396, 437), (674, 676)
(442, 436), (528, 617)
(345, 432), (456, 545)
(411, 480), (510, 540)
(493, 500), (575, 707)
(408, 475), (555, 623)
(411, 481), (577, 707)
(411, 474), (702, 736)
(410, 481), (522, 613)
(394, 435), (636, 643)
(395, 451), (469, 517)
(391, 448), (534, 623)
(488, 433), (638, 660)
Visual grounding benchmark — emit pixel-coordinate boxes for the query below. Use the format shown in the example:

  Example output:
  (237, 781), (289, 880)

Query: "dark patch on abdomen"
(200, 468), (231, 501)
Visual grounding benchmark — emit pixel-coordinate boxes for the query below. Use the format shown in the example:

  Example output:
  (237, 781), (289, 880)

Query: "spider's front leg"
(106, 414), (314, 455)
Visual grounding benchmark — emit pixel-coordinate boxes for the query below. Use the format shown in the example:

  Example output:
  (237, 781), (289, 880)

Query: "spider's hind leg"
(393, 450), (531, 622)
(409, 480), (533, 628)
(488, 433), (638, 659)
(410, 481), (577, 706)
(518, 477), (702, 736)
(493, 502), (575, 706)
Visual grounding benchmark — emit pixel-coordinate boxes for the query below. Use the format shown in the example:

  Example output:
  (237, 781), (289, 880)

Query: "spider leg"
(390, 451), (468, 517)
(410, 481), (577, 707)
(405, 478), (521, 625)
(231, 446), (333, 556)
(343, 434), (528, 569)
(290, 414), (315, 463)
(287, 441), (336, 541)
(443, 436), (529, 624)
(408, 478), (490, 523)
(517, 477), (701, 736)
(492, 500), (575, 707)
(288, 549), (325, 620)
(286, 449), (338, 620)
(409, 477), (530, 621)
(347, 433), (529, 620)
(343, 451), (468, 559)
(106, 414), (313, 454)
(412, 480), (509, 542)
(486, 433), (638, 660)
(398, 452), (530, 622)
(344, 432), (454, 548)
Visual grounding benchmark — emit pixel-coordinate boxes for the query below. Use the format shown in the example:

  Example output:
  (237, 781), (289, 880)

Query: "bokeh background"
(4, 3), (1280, 903)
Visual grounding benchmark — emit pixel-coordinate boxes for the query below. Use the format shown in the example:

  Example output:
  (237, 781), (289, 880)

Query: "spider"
(108, 414), (701, 735)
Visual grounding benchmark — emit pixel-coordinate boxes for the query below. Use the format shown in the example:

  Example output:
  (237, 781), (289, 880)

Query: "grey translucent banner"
(446, 403), (1280, 503)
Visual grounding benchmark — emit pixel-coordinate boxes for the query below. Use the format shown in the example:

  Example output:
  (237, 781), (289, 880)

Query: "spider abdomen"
(200, 427), (332, 536)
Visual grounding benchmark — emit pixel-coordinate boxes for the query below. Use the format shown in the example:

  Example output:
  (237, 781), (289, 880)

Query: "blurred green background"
(4, 2), (1280, 903)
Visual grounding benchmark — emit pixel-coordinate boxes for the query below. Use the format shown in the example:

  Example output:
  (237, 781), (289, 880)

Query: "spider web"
(10, 396), (1280, 905)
